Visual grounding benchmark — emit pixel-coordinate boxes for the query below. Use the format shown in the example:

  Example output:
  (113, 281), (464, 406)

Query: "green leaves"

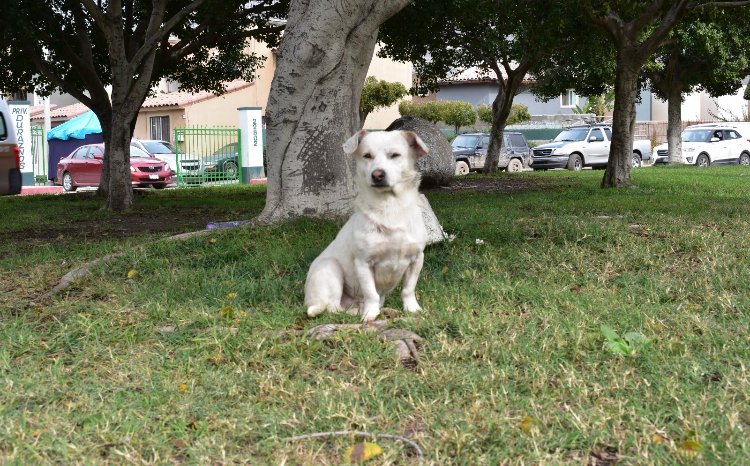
(600, 325), (651, 357)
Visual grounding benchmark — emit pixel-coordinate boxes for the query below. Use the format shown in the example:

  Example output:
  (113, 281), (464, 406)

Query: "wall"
(133, 108), (185, 143)
(362, 45), (413, 130)
(436, 82), (589, 116)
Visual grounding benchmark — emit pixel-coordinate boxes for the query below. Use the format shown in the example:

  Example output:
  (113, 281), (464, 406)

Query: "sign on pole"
(237, 107), (265, 183)
(9, 101), (32, 186)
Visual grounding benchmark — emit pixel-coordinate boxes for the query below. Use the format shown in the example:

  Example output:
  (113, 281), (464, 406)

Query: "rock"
(385, 116), (453, 188)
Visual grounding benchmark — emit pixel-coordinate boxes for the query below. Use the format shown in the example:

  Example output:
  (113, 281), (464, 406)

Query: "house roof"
(30, 80), (255, 120)
(30, 103), (88, 121)
(438, 67), (534, 85)
(141, 80), (254, 109)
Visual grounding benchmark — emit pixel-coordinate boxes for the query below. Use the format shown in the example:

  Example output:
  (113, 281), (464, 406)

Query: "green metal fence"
(173, 127), (242, 187)
(30, 125), (48, 185)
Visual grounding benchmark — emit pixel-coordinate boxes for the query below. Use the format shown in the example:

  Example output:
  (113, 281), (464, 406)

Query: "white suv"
(653, 124), (750, 166)
(0, 99), (22, 195)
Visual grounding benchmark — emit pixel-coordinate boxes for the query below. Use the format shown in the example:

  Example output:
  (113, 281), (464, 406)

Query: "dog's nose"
(371, 169), (386, 184)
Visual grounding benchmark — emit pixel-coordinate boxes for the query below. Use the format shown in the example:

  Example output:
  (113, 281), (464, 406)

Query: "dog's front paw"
(361, 303), (381, 322)
(403, 298), (422, 313)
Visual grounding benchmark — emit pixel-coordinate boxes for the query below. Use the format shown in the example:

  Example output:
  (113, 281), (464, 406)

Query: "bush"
(399, 100), (477, 133)
(477, 103), (531, 125)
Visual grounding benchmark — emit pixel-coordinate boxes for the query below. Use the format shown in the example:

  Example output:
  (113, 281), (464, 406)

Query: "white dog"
(305, 130), (429, 322)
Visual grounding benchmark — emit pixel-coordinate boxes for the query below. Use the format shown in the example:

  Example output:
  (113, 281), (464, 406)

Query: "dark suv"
(452, 132), (531, 175)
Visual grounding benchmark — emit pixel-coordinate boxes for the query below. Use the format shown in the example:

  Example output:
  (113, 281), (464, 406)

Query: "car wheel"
(632, 152), (642, 168)
(739, 153), (750, 166)
(506, 158), (523, 173)
(567, 153), (583, 171)
(455, 161), (470, 176)
(224, 161), (239, 179)
(696, 153), (710, 167)
(153, 184), (166, 190)
(62, 172), (76, 192)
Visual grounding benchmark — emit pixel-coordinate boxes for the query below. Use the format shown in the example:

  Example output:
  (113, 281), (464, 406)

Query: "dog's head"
(343, 130), (428, 193)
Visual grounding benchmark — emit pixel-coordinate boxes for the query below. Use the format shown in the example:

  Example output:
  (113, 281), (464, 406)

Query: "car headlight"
(163, 162), (171, 171)
(130, 166), (136, 173)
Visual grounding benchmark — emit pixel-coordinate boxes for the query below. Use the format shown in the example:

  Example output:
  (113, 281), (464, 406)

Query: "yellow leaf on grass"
(651, 433), (668, 444)
(127, 269), (138, 279)
(519, 416), (539, 434)
(178, 383), (188, 394)
(678, 439), (703, 457)
(441, 266), (449, 274)
(220, 306), (234, 318)
(225, 292), (238, 300)
(209, 238), (217, 244)
(344, 442), (383, 463)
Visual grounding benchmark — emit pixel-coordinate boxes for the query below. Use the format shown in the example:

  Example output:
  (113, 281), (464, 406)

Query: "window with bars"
(149, 116), (170, 141)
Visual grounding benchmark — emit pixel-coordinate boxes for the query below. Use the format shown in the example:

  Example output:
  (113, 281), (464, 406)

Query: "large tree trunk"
(257, 0), (410, 224)
(666, 79), (684, 164)
(602, 51), (639, 188)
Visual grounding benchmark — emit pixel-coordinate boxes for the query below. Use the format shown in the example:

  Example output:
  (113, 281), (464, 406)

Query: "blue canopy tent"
(47, 111), (104, 180)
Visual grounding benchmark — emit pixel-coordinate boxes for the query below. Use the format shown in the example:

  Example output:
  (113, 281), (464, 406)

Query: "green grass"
(2, 167), (749, 464)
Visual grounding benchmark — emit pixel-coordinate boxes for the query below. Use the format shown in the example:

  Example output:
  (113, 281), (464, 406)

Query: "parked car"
(131, 139), (177, 174)
(531, 124), (652, 170)
(56, 144), (172, 191)
(0, 99), (22, 196)
(452, 132), (531, 175)
(179, 143), (240, 183)
(653, 124), (750, 166)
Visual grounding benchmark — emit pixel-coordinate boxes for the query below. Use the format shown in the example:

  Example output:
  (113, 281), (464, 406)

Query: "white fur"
(305, 130), (429, 322)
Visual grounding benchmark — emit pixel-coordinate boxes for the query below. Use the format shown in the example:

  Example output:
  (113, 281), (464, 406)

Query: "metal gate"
(30, 125), (48, 185)
(173, 127), (242, 187)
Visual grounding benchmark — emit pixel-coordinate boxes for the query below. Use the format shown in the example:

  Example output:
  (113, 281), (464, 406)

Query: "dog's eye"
(391, 153), (401, 158)
(363, 153), (373, 159)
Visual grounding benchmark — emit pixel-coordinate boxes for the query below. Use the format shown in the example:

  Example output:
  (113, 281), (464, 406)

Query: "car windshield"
(452, 135), (480, 148)
(554, 128), (590, 142)
(682, 130), (713, 142)
(211, 143), (238, 155)
(142, 141), (175, 154)
(130, 146), (152, 159)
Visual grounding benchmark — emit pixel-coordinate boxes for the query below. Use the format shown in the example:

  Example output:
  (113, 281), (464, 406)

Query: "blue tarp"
(47, 111), (102, 141)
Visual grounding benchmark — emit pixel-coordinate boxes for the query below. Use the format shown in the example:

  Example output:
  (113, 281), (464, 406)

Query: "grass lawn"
(1, 167), (749, 464)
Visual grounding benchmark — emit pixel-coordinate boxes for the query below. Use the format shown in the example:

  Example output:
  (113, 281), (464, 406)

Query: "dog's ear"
(343, 130), (368, 154)
(403, 131), (429, 158)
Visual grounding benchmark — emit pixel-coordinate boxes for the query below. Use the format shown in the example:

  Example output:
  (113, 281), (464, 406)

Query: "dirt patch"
(421, 175), (564, 194)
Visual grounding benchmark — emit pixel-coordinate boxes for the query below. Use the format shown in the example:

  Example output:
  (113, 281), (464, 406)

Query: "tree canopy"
(0, 0), (287, 210)
(359, 76), (407, 126)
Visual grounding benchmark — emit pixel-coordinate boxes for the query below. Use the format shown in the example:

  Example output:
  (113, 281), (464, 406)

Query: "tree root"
(304, 316), (423, 369)
(284, 430), (423, 464)
(42, 228), (214, 299)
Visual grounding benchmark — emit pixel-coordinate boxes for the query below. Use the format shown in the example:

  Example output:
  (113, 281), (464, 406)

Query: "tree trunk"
(666, 78), (684, 165)
(602, 51), (639, 188)
(483, 85), (511, 173)
(257, 0), (410, 224)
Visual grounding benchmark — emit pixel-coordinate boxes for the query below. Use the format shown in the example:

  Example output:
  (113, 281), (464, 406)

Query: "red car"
(56, 144), (172, 191)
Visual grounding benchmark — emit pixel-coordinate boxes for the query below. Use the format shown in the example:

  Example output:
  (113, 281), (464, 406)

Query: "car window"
(89, 147), (104, 158)
(130, 146), (150, 158)
(590, 128), (604, 141)
(481, 136), (490, 148)
(142, 141), (175, 153)
(452, 135), (480, 149)
(682, 130), (712, 142)
(554, 128), (589, 142)
(74, 147), (90, 159)
(604, 128), (612, 140)
(0, 111), (7, 140)
(509, 134), (527, 149)
(725, 130), (740, 140)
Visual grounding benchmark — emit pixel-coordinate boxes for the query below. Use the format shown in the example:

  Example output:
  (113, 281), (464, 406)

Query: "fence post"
(237, 107), (265, 183)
